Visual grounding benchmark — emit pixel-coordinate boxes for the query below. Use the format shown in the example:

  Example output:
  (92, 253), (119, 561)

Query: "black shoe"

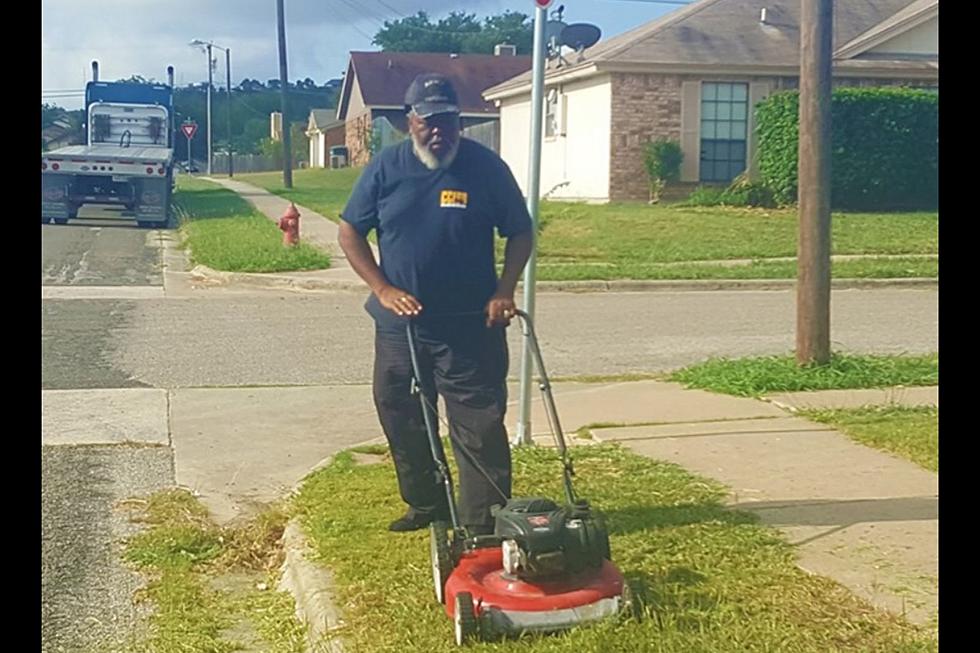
(388, 509), (445, 532)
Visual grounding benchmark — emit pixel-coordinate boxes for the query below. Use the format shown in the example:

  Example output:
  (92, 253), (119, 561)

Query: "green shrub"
(680, 174), (777, 208)
(755, 87), (938, 209)
(724, 173), (777, 208)
(644, 138), (684, 203)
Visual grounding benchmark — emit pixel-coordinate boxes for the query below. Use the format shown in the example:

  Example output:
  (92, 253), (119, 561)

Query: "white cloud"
(42, 0), (670, 109)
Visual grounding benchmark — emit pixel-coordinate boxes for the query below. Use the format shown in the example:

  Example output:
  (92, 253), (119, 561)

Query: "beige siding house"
(484, 0), (939, 202)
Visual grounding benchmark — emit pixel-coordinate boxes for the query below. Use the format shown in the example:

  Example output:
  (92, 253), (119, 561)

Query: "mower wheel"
(619, 581), (645, 622)
(430, 521), (452, 604)
(453, 591), (479, 646)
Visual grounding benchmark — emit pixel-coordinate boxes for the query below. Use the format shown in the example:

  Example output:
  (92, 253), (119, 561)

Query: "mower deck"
(445, 546), (626, 635)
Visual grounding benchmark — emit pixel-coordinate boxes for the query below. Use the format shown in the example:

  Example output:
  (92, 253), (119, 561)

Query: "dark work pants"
(373, 320), (512, 529)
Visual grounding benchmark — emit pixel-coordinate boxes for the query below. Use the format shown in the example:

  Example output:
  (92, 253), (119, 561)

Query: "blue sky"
(42, 0), (691, 109)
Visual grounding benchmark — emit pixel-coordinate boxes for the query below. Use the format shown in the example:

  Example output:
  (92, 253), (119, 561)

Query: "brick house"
(305, 109), (346, 168)
(483, 0), (939, 202)
(335, 50), (532, 167)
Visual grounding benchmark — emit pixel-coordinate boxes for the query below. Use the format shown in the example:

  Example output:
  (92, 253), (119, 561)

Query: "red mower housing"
(445, 546), (627, 636)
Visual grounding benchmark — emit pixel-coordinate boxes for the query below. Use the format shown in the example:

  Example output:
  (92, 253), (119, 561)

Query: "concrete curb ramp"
(278, 519), (345, 653)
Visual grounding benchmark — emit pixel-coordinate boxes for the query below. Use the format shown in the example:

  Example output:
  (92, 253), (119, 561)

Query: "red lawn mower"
(406, 310), (641, 646)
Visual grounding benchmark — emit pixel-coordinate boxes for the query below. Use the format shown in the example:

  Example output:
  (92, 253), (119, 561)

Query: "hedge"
(755, 87), (938, 209)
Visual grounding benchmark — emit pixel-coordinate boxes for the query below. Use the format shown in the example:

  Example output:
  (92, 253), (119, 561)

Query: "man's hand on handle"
(377, 285), (423, 317)
(485, 292), (517, 328)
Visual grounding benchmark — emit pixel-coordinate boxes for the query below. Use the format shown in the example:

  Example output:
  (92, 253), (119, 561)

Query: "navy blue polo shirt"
(341, 138), (532, 329)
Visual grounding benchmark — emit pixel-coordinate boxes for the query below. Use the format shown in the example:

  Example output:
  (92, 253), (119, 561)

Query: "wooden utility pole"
(276, 0), (293, 189)
(797, 0), (833, 365)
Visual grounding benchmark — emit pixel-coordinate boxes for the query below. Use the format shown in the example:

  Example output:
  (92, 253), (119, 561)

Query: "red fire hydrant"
(278, 202), (300, 246)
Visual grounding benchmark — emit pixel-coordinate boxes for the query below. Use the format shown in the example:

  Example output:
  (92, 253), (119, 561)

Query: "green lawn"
(293, 445), (935, 652)
(175, 176), (330, 273)
(240, 168), (937, 280)
(801, 406), (938, 472)
(668, 353), (938, 397)
(241, 168), (362, 222)
(115, 489), (305, 653)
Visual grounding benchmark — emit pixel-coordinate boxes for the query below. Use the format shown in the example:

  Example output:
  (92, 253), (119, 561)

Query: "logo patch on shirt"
(440, 189), (468, 209)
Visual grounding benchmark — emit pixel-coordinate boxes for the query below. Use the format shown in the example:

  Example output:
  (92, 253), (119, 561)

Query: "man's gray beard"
(412, 134), (459, 170)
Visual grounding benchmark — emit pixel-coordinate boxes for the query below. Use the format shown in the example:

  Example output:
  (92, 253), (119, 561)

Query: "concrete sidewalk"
(580, 382), (938, 626)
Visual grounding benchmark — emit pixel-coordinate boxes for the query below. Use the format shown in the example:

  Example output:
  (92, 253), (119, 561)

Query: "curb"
(276, 440), (382, 653)
(188, 265), (366, 292)
(189, 265), (937, 294)
(544, 278), (938, 292)
(278, 518), (345, 653)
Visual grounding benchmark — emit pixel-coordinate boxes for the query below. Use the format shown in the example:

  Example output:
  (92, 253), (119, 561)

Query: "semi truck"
(41, 61), (176, 228)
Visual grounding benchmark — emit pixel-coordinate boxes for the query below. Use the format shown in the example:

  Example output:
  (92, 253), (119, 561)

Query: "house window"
(545, 89), (558, 138)
(700, 82), (749, 183)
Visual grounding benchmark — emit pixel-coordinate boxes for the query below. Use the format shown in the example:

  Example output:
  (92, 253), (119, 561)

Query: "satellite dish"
(559, 23), (601, 51)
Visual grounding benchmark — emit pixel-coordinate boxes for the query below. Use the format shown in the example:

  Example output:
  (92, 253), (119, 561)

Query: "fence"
(210, 153), (281, 174)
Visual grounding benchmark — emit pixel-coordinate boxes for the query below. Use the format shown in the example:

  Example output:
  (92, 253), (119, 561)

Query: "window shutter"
(680, 81), (701, 182)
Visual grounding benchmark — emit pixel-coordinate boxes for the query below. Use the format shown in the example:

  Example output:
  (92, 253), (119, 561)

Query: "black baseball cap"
(404, 73), (460, 118)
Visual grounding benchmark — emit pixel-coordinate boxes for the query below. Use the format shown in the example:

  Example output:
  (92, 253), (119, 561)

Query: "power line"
(324, 0), (381, 41)
(371, 0), (404, 17)
(336, 0), (389, 26)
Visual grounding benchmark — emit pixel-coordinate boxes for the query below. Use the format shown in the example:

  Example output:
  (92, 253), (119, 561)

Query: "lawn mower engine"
(493, 497), (611, 580)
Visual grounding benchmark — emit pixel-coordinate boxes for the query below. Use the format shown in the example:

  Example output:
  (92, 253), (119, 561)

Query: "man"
(337, 73), (534, 534)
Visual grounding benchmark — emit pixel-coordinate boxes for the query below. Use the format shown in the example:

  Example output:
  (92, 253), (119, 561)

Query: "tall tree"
(373, 10), (532, 54)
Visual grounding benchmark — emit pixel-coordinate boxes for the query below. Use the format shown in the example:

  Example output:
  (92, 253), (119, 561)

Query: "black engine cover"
(493, 497), (611, 579)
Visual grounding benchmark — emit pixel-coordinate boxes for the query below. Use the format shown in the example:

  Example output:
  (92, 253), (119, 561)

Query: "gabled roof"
(338, 51), (531, 120)
(835, 0), (938, 59)
(485, 0), (936, 99)
(307, 109), (342, 133)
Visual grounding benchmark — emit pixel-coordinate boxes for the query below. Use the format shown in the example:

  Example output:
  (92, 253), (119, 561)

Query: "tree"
(258, 122), (308, 167)
(236, 118), (269, 154)
(115, 74), (156, 84)
(42, 103), (63, 130)
(237, 78), (266, 92)
(41, 104), (84, 151)
(172, 80), (337, 161)
(373, 10), (532, 54)
(475, 11), (533, 54)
